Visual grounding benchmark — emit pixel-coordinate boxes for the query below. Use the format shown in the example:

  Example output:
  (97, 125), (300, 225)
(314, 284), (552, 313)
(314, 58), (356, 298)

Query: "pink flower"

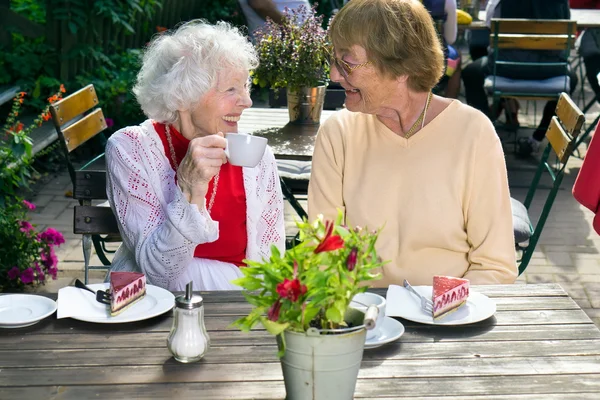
(19, 220), (34, 233)
(22, 200), (36, 210)
(105, 117), (114, 128)
(41, 246), (58, 268)
(38, 271), (45, 283)
(276, 278), (307, 302)
(267, 299), (282, 321)
(7, 266), (20, 280)
(48, 266), (58, 280)
(40, 228), (65, 246)
(20, 267), (35, 284)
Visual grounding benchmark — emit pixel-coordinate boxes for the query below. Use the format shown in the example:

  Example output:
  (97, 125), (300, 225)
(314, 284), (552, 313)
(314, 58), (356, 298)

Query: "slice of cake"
(109, 271), (146, 316)
(432, 275), (469, 320)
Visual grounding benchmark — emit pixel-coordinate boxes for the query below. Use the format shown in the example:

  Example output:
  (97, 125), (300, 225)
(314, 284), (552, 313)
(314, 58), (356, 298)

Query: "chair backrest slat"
(74, 205), (119, 235)
(73, 170), (108, 201)
(61, 108), (107, 152)
(489, 19), (576, 51)
(490, 19), (576, 35)
(555, 93), (585, 138)
(50, 84), (99, 127)
(546, 116), (572, 164)
(494, 35), (572, 51)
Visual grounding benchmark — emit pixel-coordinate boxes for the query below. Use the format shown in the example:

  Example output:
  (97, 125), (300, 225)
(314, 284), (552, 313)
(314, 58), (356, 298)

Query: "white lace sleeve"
(105, 125), (219, 289)
(244, 146), (286, 263)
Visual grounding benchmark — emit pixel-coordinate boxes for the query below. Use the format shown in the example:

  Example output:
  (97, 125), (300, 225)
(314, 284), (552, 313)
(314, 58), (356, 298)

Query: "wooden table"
(239, 108), (336, 160)
(465, 9), (600, 30)
(2, 283), (600, 399)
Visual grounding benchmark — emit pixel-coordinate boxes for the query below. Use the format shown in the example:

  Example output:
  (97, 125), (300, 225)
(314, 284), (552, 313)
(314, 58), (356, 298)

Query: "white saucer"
(386, 285), (496, 325)
(0, 294), (57, 328)
(364, 316), (405, 349)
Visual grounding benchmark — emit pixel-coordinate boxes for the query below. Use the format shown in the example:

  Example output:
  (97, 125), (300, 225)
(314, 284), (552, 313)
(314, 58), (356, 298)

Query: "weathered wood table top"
(1, 283), (600, 399)
(239, 108), (337, 160)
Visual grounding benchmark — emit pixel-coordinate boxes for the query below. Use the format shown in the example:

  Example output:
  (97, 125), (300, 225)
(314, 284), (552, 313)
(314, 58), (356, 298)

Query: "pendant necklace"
(165, 124), (220, 213)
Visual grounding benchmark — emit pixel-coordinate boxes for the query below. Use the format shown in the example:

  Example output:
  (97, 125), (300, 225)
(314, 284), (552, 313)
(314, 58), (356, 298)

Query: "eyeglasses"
(330, 56), (371, 79)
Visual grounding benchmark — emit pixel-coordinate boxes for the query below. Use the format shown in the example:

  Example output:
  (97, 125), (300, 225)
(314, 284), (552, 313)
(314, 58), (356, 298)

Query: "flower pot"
(286, 86), (327, 125)
(277, 308), (367, 400)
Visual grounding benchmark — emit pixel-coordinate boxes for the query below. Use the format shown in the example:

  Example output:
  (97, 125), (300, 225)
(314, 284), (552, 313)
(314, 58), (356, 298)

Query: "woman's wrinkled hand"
(176, 110), (227, 205)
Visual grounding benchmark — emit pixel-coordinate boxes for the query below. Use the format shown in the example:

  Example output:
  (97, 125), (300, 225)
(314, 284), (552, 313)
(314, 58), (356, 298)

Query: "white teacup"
(350, 292), (386, 340)
(224, 133), (267, 168)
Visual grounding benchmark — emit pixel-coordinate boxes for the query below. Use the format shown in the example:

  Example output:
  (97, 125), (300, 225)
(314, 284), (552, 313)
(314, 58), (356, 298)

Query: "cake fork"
(74, 279), (111, 305)
(403, 279), (433, 314)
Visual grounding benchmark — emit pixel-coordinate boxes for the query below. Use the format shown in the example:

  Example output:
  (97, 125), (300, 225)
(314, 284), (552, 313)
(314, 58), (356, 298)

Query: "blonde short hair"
(330, 0), (444, 92)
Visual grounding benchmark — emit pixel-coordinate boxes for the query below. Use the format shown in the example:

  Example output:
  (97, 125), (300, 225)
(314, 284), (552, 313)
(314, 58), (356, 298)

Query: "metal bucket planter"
(277, 308), (367, 400)
(286, 86), (327, 125)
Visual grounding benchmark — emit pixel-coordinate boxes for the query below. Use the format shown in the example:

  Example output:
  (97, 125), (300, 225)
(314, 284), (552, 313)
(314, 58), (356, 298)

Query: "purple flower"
(48, 266), (58, 280)
(105, 117), (114, 128)
(41, 246), (58, 268)
(22, 200), (36, 210)
(7, 266), (20, 280)
(37, 271), (46, 283)
(40, 228), (65, 246)
(20, 267), (35, 284)
(19, 220), (34, 233)
(346, 247), (358, 272)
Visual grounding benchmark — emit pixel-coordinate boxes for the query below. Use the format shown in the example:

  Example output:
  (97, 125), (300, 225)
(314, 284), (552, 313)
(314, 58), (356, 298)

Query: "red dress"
(154, 122), (247, 266)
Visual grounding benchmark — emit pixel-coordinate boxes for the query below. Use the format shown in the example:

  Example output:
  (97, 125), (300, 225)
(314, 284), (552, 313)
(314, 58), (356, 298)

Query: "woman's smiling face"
(188, 68), (252, 137)
(331, 45), (400, 115)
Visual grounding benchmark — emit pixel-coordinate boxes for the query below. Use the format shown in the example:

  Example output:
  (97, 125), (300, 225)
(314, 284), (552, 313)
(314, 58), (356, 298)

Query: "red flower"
(314, 220), (344, 254)
(156, 26), (167, 32)
(276, 278), (307, 302)
(267, 299), (282, 321)
(42, 112), (52, 121)
(346, 247), (358, 271)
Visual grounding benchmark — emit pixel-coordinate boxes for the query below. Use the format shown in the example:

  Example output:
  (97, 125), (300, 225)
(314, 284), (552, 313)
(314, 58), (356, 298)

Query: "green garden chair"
(512, 93), (584, 274)
(486, 19), (577, 150)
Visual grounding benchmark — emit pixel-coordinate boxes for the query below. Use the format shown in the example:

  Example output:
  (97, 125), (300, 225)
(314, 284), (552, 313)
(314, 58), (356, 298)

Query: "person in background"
(424, 0), (463, 98)
(238, 0), (311, 41)
(571, 0), (600, 105)
(105, 21), (285, 291)
(461, 0), (578, 157)
(308, 0), (517, 287)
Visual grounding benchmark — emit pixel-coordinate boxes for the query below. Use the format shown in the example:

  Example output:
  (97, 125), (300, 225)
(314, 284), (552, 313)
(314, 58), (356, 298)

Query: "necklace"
(404, 91), (433, 140)
(165, 124), (220, 213)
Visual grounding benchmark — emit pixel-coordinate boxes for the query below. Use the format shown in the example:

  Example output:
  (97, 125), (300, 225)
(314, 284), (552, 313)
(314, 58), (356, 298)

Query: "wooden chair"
(486, 19), (577, 148)
(71, 171), (120, 283)
(49, 84), (120, 278)
(512, 92), (584, 274)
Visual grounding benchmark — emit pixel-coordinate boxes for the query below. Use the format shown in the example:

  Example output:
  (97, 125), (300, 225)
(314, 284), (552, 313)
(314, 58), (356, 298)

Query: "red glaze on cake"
(432, 275), (469, 320)
(109, 271), (146, 316)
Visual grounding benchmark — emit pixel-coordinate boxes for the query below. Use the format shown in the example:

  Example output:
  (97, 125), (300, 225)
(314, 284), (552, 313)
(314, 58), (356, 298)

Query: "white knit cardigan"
(105, 120), (286, 291)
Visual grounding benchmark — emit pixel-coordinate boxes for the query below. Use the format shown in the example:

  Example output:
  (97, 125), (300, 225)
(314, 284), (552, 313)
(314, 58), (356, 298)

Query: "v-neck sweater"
(308, 100), (517, 286)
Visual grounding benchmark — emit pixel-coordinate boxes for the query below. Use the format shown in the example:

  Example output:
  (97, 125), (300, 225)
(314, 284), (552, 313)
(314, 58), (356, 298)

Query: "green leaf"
(261, 317), (289, 336)
(325, 306), (342, 323)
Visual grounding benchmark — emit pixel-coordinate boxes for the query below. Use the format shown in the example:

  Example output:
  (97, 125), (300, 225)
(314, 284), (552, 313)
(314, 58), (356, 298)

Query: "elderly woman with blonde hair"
(308, 0), (517, 286)
(105, 20), (285, 291)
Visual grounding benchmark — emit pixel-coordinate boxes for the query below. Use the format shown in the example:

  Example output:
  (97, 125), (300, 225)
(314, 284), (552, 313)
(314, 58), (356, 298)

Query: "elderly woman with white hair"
(105, 20), (285, 291)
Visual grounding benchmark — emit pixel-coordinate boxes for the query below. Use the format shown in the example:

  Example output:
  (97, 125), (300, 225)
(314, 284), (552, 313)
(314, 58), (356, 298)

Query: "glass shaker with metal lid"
(167, 281), (210, 363)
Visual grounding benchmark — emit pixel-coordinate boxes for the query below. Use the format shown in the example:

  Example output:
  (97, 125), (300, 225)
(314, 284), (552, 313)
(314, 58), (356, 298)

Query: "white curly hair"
(133, 20), (258, 124)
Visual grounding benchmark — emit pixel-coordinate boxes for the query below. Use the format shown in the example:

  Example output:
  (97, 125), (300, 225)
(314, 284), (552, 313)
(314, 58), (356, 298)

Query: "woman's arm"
(463, 120), (518, 284)
(444, 0), (458, 45)
(106, 127), (219, 290)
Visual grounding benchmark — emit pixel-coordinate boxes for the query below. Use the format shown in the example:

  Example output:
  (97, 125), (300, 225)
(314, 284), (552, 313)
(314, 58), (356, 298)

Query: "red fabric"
(153, 121), (248, 266)
(569, 0), (600, 9)
(573, 121), (600, 235)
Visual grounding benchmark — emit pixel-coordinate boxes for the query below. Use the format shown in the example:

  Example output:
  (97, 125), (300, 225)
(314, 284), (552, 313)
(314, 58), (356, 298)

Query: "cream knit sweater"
(308, 100), (517, 287)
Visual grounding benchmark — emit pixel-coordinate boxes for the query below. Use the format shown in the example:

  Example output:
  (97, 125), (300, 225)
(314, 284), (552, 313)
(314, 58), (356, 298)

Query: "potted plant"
(233, 211), (386, 400)
(252, 4), (331, 125)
